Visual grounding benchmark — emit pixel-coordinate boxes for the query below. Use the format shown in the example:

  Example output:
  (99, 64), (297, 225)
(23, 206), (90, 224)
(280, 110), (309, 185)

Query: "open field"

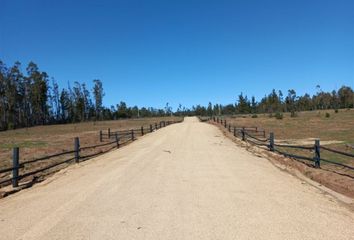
(223, 109), (354, 168)
(0, 117), (182, 186)
(224, 109), (354, 143)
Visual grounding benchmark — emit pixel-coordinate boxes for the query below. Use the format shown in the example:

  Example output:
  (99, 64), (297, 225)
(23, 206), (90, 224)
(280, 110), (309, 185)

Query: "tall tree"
(51, 78), (60, 120)
(93, 79), (104, 120)
(207, 102), (213, 116)
(338, 86), (354, 108)
(26, 62), (49, 125)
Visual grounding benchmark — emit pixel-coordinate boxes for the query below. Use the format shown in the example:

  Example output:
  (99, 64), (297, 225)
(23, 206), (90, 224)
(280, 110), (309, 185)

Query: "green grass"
(0, 141), (47, 149)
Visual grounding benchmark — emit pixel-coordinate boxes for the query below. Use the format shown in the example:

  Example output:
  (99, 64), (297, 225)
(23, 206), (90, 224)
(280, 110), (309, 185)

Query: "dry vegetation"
(0, 116), (182, 187)
(225, 109), (354, 143)
(222, 109), (354, 177)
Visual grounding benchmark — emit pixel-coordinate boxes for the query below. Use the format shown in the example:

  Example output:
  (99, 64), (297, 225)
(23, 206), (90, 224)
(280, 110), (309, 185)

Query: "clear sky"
(1, 0), (354, 109)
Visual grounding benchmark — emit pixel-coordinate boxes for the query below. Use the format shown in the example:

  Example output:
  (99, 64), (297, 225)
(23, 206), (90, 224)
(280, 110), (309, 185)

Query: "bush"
(290, 110), (297, 117)
(7, 122), (15, 130)
(325, 112), (330, 118)
(275, 112), (283, 120)
(251, 114), (258, 118)
(334, 109), (338, 113)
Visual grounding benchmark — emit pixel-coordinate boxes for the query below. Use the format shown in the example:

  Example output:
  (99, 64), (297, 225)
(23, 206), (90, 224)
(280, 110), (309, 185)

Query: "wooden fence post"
(220, 119), (223, 124)
(217, 118), (219, 123)
(115, 133), (119, 148)
(150, 124), (153, 133)
(234, 127), (236, 137)
(141, 126), (144, 136)
(241, 129), (245, 141)
(263, 130), (266, 138)
(269, 133), (274, 151)
(155, 123), (158, 130)
(12, 147), (19, 188)
(74, 137), (80, 163)
(160, 122), (162, 128)
(228, 124), (231, 132)
(224, 120), (227, 128)
(99, 130), (103, 142)
(314, 139), (320, 168)
(108, 128), (111, 139)
(131, 129), (134, 141)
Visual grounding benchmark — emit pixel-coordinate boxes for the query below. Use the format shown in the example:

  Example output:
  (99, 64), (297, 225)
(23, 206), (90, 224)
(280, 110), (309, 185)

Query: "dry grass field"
(223, 109), (354, 170)
(0, 117), (182, 186)
(225, 109), (354, 143)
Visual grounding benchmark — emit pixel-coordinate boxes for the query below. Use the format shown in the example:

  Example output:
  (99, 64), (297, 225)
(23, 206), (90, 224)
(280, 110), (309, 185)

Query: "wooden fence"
(206, 116), (354, 171)
(0, 120), (182, 188)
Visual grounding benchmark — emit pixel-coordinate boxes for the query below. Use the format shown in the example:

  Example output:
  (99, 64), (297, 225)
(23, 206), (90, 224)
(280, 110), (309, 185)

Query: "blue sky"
(1, 0), (353, 109)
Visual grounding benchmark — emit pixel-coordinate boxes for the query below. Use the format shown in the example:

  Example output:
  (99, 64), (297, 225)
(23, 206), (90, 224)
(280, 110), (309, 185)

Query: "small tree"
(275, 112), (283, 119)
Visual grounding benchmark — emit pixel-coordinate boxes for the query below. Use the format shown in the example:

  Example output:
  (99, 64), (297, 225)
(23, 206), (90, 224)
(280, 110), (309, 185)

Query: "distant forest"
(0, 60), (353, 130)
(191, 85), (354, 117)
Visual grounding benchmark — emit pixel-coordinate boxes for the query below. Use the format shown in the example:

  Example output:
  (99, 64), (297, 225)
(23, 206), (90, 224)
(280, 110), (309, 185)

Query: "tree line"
(186, 85), (353, 116)
(1, 60), (353, 130)
(0, 60), (171, 130)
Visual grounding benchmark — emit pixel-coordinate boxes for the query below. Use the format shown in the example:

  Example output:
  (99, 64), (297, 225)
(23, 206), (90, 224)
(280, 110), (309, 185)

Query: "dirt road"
(0, 117), (353, 240)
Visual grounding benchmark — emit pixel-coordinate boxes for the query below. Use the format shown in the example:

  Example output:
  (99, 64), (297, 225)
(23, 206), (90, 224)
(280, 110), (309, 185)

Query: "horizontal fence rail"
(208, 116), (354, 172)
(0, 120), (183, 188)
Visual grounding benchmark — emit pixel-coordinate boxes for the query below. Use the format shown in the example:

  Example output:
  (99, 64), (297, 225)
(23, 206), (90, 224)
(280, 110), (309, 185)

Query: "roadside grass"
(223, 109), (354, 167)
(225, 109), (354, 142)
(0, 141), (48, 149)
(0, 116), (183, 176)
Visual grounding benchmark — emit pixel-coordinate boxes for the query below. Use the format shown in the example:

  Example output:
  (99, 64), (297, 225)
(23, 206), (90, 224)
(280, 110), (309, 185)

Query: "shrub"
(7, 122), (15, 130)
(325, 112), (330, 118)
(334, 109), (338, 113)
(275, 112), (283, 120)
(290, 110), (297, 117)
(251, 114), (258, 118)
